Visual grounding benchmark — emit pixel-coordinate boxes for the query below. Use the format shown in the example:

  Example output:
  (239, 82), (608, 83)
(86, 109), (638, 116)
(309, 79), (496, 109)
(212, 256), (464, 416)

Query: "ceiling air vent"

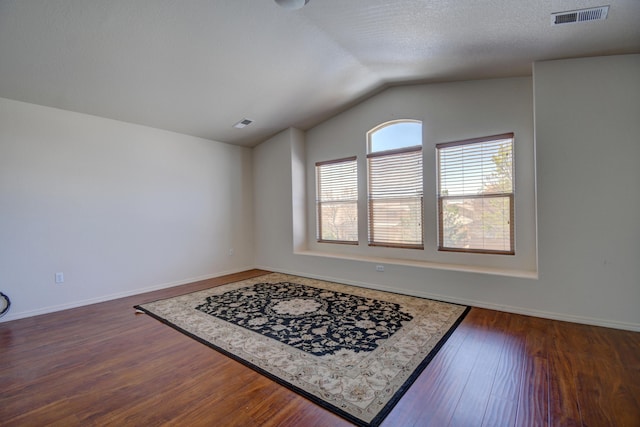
(551, 5), (609, 25)
(233, 118), (254, 129)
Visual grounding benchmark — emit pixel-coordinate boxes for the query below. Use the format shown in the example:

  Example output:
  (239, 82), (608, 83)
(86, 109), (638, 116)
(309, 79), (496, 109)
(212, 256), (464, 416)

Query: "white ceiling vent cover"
(551, 5), (609, 25)
(233, 118), (254, 129)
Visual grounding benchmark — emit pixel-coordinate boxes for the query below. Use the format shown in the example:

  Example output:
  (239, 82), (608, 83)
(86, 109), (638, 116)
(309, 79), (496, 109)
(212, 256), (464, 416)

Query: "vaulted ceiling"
(1, 0), (639, 147)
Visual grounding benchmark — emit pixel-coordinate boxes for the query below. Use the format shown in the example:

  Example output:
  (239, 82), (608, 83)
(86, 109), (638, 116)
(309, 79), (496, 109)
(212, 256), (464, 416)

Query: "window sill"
(294, 249), (538, 279)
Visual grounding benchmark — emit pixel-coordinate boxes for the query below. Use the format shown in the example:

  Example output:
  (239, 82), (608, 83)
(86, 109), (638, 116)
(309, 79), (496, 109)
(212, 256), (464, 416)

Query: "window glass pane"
(316, 158), (358, 243)
(369, 121), (422, 153)
(318, 201), (358, 242)
(441, 196), (512, 252)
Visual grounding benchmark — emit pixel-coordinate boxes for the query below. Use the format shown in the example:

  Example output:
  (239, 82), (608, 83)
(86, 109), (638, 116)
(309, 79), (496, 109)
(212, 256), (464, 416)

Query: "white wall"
(305, 77), (537, 275)
(0, 98), (254, 321)
(2, 54), (637, 330)
(253, 128), (301, 266)
(254, 55), (640, 331)
(533, 54), (640, 329)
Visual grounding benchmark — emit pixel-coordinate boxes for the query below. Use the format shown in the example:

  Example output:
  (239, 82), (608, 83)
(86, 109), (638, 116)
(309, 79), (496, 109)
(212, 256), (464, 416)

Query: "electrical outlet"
(228, 248), (234, 256)
(55, 272), (64, 283)
(375, 265), (385, 272)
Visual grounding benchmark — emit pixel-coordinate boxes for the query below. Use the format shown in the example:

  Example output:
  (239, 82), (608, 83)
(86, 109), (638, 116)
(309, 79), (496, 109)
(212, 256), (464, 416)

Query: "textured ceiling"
(0, 0), (639, 147)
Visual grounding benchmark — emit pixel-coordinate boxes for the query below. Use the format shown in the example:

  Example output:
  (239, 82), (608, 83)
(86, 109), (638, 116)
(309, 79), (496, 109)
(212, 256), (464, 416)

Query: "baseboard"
(257, 265), (640, 333)
(0, 266), (254, 323)
(6, 265), (638, 332)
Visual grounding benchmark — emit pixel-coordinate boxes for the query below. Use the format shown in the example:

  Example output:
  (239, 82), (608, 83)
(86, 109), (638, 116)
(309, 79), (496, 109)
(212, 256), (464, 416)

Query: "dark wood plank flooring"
(1, 269), (639, 426)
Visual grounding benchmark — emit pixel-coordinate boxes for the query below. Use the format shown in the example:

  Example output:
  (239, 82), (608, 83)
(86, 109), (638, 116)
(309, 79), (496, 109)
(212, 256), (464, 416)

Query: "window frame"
(315, 156), (359, 245)
(367, 120), (424, 249)
(436, 133), (515, 255)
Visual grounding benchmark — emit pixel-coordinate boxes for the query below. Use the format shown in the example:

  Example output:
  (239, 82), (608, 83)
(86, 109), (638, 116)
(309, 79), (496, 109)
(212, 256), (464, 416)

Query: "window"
(367, 121), (423, 248)
(316, 156), (358, 244)
(436, 133), (514, 254)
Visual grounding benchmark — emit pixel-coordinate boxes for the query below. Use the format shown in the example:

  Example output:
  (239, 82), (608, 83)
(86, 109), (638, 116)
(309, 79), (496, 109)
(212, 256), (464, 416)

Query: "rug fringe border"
(369, 304), (471, 426)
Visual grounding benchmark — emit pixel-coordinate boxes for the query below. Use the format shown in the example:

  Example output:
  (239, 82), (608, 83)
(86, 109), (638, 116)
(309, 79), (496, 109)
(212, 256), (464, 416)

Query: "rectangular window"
(437, 133), (514, 254)
(316, 156), (358, 244)
(368, 146), (423, 248)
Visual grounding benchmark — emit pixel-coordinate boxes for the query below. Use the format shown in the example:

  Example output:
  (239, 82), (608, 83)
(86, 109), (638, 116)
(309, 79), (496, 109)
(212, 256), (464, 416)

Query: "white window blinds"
(316, 157), (358, 244)
(437, 133), (514, 254)
(368, 146), (423, 248)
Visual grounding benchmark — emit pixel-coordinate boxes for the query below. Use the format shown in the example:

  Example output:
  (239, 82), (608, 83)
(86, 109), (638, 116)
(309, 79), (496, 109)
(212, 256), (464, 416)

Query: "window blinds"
(316, 157), (358, 243)
(437, 133), (514, 254)
(367, 147), (423, 248)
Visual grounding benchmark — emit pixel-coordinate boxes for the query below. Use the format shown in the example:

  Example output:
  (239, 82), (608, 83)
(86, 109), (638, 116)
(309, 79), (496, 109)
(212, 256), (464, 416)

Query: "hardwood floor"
(1, 269), (639, 426)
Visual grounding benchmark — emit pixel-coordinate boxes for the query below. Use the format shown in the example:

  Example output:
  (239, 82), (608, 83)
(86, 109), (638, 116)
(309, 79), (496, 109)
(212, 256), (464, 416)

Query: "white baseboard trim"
(0, 266), (254, 323)
(5, 265), (638, 333)
(257, 265), (640, 333)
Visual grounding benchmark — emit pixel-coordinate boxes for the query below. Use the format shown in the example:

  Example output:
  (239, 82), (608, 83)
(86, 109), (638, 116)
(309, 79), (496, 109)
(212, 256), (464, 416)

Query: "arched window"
(367, 120), (423, 248)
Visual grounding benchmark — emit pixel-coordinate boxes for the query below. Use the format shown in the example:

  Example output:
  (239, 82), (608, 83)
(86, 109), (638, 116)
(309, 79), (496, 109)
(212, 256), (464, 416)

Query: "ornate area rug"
(135, 273), (469, 426)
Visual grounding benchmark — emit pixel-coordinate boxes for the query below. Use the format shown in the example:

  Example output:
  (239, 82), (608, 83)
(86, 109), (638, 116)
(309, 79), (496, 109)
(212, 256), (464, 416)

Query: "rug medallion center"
(195, 281), (413, 356)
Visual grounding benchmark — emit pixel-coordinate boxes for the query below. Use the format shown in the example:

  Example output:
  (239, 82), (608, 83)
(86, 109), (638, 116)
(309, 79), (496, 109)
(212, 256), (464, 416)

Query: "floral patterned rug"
(135, 273), (469, 427)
